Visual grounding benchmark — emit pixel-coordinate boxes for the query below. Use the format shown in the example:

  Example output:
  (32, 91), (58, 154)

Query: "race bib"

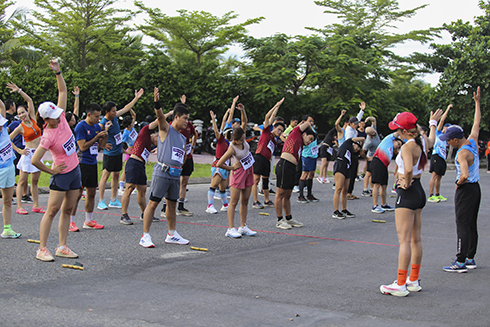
(267, 140), (275, 154)
(186, 143), (192, 155)
(141, 148), (150, 162)
(298, 147), (302, 160)
(439, 146), (447, 159)
(63, 135), (76, 157)
(114, 132), (122, 145)
(0, 143), (13, 162)
(311, 145), (319, 156)
(90, 143), (98, 155)
(171, 146), (185, 164)
(344, 149), (351, 164)
(225, 159), (231, 166)
(327, 147), (333, 155)
(240, 152), (255, 170)
(129, 129), (138, 142)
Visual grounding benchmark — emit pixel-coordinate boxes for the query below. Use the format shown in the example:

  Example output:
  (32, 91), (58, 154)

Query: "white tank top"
(395, 138), (426, 175)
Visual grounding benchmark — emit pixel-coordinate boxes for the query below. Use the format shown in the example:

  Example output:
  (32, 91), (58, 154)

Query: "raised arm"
(72, 86), (80, 117)
(469, 86), (481, 142)
(210, 110), (220, 140)
(365, 116), (376, 128)
(148, 119), (158, 131)
(221, 108), (230, 132)
(227, 96), (239, 124)
(427, 109), (444, 149)
(0, 99), (4, 118)
(49, 60), (67, 110)
(238, 103), (248, 130)
(357, 102), (365, 121)
(154, 87), (169, 133)
(437, 104), (452, 131)
(335, 110), (346, 132)
(116, 88), (144, 117)
(264, 97), (284, 129)
(6, 82), (35, 119)
(299, 121), (312, 132)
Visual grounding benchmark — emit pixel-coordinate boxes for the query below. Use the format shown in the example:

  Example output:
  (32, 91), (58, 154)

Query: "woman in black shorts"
(380, 110), (442, 297)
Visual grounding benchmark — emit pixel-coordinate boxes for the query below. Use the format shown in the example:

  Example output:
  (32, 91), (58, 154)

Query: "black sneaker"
(361, 190), (371, 197)
(306, 195), (319, 203)
(263, 200), (274, 207)
(332, 210), (345, 220)
(297, 196), (309, 204)
(11, 198), (16, 205)
(253, 201), (264, 209)
(268, 188), (276, 194)
(258, 189), (264, 196)
(120, 214), (133, 225)
(341, 209), (355, 218)
(21, 195), (33, 204)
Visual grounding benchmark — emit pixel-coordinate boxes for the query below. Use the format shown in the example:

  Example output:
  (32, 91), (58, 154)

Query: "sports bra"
(395, 138), (426, 176)
(21, 119), (41, 142)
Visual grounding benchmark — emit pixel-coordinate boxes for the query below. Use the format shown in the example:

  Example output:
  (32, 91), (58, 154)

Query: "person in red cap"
(380, 109), (442, 297)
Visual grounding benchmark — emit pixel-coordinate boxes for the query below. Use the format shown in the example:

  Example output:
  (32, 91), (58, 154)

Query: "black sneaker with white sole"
(120, 214), (133, 225)
(332, 210), (345, 219)
(341, 209), (355, 218)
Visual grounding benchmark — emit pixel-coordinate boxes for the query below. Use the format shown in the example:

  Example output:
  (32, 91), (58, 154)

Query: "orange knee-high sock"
(410, 264), (421, 282)
(397, 269), (408, 286)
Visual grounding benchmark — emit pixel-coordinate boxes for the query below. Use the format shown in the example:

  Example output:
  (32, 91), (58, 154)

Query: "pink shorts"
(229, 167), (254, 189)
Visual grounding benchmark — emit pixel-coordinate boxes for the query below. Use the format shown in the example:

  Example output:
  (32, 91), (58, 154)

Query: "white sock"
(70, 215), (75, 223)
(85, 212), (92, 224)
(143, 232), (149, 236)
(111, 197), (116, 202)
(119, 181), (125, 189)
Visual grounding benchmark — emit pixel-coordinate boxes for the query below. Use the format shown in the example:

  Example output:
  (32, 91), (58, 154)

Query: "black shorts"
(125, 158), (147, 185)
(395, 178), (426, 210)
(103, 153), (122, 172)
(181, 157), (194, 177)
(333, 159), (350, 179)
(49, 166), (82, 191)
(276, 158), (296, 190)
(371, 157), (388, 185)
(366, 160), (372, 173)
(429, 153), (447, 176)
(319, 145), (336, 161)
(80, 163), (98, 188)
(253, 153), (271, 177)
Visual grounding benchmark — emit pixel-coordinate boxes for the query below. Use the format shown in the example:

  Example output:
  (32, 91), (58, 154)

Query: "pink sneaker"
(83, 220), (104, 229)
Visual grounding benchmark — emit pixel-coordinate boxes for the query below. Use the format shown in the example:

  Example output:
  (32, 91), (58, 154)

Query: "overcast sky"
(19, 0), (484, 85)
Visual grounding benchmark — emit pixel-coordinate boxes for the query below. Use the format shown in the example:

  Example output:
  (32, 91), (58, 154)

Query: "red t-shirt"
(212, 135), (229, 167)
(130, 125), (152, 162)
(282, 126), (303, 163)
(171, 121), (196, 159)
(256, 128), (276, 161)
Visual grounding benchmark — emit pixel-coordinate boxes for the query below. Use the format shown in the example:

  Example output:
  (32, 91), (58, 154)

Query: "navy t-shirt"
(75, 120), (102, 165)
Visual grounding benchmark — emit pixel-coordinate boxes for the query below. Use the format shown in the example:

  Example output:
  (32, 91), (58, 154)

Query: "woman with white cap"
(0, 99), (21, 239)
(31, 60), (81, 262)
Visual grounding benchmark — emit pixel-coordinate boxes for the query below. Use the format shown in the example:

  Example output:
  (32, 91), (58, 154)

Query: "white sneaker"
(276, 219), (292, 230)
(206, 205), (218, 214)
(165, 231), (190, 245)
(380, 281), (409, 297)
(406, 277), (422, 292)
(317, 177), (324, 184)
(237, 225), (257, 236)
(292, 185), (300, 193)
(139, 234), (155, 248)
(220, 205), (229, 212)
(118, 188), (125, 196)
(324, 177), (331, 184)
(225, 228), (242, 238)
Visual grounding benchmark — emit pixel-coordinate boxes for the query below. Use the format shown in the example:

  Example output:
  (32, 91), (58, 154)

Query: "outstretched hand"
(210, 110), (216, 120)
(237, 103), (244, 111)
(49, 60), (60, 73)
(474, 86), (481, 102)
(359, 102), (366, 110)
(154, 87), (159, 102)
(430, 109), (444, 122)
(6, 82), (20, 93)
(341, 109), (347, 116)
(135, 88), (144, 99)
(180, 95), (186, 104)
(72, 86), (80, 96)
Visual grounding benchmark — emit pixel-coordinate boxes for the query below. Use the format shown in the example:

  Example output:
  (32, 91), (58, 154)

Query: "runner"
(7, 83), (45, 215)
(318, 127), (337, 184)
(118, 108), (137, 195)
(380, 109), (442, 296)
(281, 116), (298, 140)
(31, 60), (81, 261)
(120, 117), (159, 225)
(331, 139), (362, 219)
(274, 121), (315, 229)
(297, 115), (319, 204)
(361, 117), (379, 197)
(97, 88), (144, 211)
(251, 98), (285, 209)
(370, 132), (403, 214)
(345, 102), (366, 200)
(441, 87), (481, 273)
(71, 103), (110, 231)
(428, 105), (452, 203)
(216, 103), (257, 238)
(139, 88), (190, 248)
(0, 99), (21, 239)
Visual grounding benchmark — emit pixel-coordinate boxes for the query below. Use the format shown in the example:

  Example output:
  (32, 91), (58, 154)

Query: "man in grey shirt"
(361, 117), (379, 196)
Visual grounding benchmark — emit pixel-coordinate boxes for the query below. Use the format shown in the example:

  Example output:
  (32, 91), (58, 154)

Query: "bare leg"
(111, 171), (120, 199)
(143, 200), (159, 233)
(2, 187), (14, 226)
(252, 174), (260, 203)
(31, 171), (41, 209)
(227, 187), (240, 228)
(333, 173), (345, 211)
(58, 189), (80, 246)
(98, 169), (110, 201)
(16, 170), (28, 211)
(39, 190), (66, 248)
(121, 183), (136, 215)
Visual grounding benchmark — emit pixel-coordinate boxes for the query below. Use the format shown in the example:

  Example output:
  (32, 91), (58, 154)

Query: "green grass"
(19, 162), (213, 188)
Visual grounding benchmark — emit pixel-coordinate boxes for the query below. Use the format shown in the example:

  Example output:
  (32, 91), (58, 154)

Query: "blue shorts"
(211, 166), (229, 180)
(302, 156), (317, 172)
(49, 165), (82, 191)
(125, 158), (147, 186)
(0, 164), (15, 189)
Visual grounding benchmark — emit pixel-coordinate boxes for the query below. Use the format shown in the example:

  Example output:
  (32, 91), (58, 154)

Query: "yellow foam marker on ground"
(190, 246), (208, 252)
(372, 219), (386, 223)
(259, 212), (269, 216)
(62, 264), (84, 270)
(27, 239), (40, 244)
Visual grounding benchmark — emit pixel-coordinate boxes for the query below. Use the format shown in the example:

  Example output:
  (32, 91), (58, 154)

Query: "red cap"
(389, 112), (418, 130)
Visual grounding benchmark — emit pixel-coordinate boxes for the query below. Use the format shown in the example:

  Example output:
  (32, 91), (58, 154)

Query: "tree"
(135, 3), (263, 68)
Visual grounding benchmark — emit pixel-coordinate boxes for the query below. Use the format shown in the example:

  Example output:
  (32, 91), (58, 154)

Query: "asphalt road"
(0, 169), (489, 326)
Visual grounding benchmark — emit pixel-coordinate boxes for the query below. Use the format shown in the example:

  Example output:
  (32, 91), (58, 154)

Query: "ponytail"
(408, 127), (427, 169)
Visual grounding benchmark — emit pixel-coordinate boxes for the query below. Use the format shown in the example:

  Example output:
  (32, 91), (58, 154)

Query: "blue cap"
(439, 125), (464, 141)
(233, 118), (241, 123)
(444, 123), (451, 128)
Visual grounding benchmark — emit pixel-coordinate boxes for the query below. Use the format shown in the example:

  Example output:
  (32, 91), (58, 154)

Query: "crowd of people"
(0, 60), (483, 297)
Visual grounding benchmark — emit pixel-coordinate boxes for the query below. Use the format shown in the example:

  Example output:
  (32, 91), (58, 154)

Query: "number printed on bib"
(344, 149), (351, 164)
(240, 152), (255, 170)
(171, 147), (185, 164)
(267, 140), (275, 154)
(186, 143), (192, 155)
(114, 132), (122, 145)
(311, 145), (319, 156)
(141, 148), (150, 162)
(327, 147), (333, 155)
(63, 135), (76, 157)
(0, 143), (13, 162)
(129, 129), (138, 142)
(90, 143), (98, 155)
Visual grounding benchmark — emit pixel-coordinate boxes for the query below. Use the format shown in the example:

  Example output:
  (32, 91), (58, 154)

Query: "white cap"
(0, 113), (7, 126)
(38, 101), (63, 119)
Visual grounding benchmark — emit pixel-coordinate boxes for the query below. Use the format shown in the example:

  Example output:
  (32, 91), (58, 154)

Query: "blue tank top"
(338, 128), (346, 146)
(153, 125), (186, 180)
(455, 139), (479, 183)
